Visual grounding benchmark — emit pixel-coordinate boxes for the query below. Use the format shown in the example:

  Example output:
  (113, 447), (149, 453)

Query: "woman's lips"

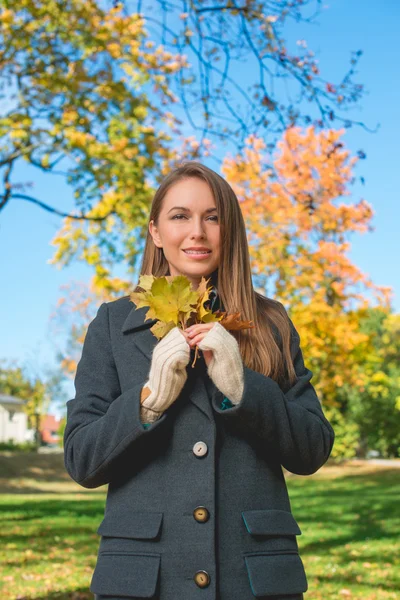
(182, 249), (212, 260)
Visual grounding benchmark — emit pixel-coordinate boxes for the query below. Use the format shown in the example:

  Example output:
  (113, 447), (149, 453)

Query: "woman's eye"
(172, 214), (218, 221)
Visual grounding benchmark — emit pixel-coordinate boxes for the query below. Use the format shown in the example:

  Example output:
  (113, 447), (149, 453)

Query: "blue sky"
(1, 0), (399, 416)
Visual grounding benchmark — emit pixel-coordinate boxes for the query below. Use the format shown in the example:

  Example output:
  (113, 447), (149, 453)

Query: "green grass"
(0, 453), (399, 599)
(288, 465), (399, 599)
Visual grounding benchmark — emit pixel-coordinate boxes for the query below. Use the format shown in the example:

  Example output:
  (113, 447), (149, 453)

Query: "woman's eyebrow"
(167, 206), (217, 214)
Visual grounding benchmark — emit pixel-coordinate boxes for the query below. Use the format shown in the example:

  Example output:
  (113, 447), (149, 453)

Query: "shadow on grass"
(2, 460), (399, 597)
(0, 451), (71, 494)
(287, 468), (399, 586)
(1, 496), (107, 567)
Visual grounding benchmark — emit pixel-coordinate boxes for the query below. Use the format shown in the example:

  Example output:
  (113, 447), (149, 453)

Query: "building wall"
(0, 405), (31, 443)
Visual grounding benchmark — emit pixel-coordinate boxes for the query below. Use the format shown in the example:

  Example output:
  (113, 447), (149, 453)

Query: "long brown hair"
(134, 161), (297, 389)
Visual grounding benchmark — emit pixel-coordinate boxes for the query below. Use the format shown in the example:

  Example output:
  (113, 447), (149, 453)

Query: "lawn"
(0, 453), (399, 599)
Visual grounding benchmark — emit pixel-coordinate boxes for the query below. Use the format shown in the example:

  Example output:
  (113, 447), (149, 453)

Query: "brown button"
(194, 570), (211, 588)
(193, 506), (210, 523)
(193, 441), (208, 457)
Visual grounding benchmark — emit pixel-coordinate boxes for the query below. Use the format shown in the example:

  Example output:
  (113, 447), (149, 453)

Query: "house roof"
(0, 394), (26, 406)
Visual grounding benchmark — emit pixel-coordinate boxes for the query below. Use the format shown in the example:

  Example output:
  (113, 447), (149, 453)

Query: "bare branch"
(129, 0), (370, 147)
(3, 194), (115, 221)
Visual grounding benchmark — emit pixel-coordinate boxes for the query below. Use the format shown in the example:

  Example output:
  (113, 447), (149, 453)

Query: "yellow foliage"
(0, 9), (14, 25)
(106, 43), (122, 58)
(10, 128), (28, 139)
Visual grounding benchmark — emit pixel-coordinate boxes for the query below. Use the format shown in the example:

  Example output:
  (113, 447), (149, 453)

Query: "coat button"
(193, 441), (208, 457)
(193, 506), (210, 523)
(194, 570), (211, 588)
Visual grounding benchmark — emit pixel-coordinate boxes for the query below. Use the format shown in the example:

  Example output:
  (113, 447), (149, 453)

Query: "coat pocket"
(97, 510), (163, 556)
(241, 509), (307, 597)
(242, 551), (308, 598)
(90, 551), (161, 598)
(241, 508), (301, 553)
(97, 510), (163, 540)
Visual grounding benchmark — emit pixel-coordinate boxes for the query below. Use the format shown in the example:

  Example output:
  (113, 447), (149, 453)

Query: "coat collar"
(121, 303), (160, 369)
(121, 300), (218, 421)
(121, 303), (158, 336)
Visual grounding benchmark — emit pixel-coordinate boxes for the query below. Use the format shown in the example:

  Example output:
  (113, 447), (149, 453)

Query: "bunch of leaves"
(129, 274), (254, 366)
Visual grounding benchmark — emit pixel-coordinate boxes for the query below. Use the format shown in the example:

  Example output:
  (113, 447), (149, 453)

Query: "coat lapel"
(121, 302), (214, 421)
(121, 304), (159, 360)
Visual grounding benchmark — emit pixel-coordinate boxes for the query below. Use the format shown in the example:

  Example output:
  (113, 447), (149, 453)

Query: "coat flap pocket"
(90, 552), (161, 597)
(243, 552), (308, 597)
(97, 511), (163, 540)
(242, 509), (301, 536)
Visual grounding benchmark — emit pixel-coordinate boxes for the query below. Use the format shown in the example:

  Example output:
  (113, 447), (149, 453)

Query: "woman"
(63, 161), (335, 600)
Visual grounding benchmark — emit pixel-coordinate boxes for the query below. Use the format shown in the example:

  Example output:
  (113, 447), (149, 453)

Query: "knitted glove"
(140, 326), (191, 423)
(197, 322), (244, 405)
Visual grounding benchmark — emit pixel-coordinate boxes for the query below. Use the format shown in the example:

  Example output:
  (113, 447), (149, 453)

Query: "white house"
(0, 394), (35, 443)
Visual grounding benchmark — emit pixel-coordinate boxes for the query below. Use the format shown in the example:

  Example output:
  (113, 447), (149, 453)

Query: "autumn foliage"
(46, 123), (400, 457)
(2, 1), (398, 456)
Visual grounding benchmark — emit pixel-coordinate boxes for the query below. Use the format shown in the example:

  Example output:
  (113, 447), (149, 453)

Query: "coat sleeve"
(63, 302), (168, 489)
(210, 319), (335, 476)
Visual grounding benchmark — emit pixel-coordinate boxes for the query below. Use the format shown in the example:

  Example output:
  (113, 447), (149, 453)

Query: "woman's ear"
(149, 220), (163, 248)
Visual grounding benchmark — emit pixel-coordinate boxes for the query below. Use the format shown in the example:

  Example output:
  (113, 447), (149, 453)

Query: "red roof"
(40, 414), (62, 444)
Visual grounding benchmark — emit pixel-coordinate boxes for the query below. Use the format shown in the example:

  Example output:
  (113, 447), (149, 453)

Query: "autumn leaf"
(218, 311), (255, 332)
(130, 274), (199, 326)
(130, 274), (254, 366)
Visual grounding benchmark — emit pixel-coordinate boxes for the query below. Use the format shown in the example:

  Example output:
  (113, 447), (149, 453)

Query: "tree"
(0, 361), (49, 436)
(115, 0), (368, 145)
(1, 0), (190, 292)
(1, 0), (370, 291)
(346, 309), (400, 458)
(223, 127), (392, 398)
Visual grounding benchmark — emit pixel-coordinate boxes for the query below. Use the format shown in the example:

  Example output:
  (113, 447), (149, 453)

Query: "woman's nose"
(190, 219), (207, 235)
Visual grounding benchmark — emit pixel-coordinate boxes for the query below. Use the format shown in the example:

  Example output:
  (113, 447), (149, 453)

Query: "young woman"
(64, 161), (335, 600)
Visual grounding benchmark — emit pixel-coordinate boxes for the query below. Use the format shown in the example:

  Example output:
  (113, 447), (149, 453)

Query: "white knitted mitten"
(197, 322), (244, 405)
(141, 327), (191, 423)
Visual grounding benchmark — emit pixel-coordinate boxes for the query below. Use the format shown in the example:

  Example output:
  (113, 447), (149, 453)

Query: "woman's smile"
(182, 248), (212, 260)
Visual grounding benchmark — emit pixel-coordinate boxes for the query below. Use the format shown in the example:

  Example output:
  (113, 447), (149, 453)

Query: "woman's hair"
(135, 161), (297, 388)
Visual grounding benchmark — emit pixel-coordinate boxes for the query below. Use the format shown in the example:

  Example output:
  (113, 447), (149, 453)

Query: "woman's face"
(149, 177), (220, 290)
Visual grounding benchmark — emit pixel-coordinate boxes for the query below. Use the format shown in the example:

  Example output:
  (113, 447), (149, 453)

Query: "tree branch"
(2, 194), (115, 221)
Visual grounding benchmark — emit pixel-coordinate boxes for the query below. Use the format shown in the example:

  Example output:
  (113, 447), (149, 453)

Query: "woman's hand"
(140, 327), (191, 423)
(195, 322), (244, 405)
(182, 323), (215, 367)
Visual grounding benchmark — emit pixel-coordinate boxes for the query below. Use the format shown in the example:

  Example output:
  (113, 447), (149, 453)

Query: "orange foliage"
(222, 127), (393, 400)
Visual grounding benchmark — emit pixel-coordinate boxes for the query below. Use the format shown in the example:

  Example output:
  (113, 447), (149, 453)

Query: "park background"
(0, 0), (399, 598)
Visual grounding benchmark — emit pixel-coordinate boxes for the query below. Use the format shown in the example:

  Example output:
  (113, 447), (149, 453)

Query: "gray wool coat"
(63, 295), (335, 600)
